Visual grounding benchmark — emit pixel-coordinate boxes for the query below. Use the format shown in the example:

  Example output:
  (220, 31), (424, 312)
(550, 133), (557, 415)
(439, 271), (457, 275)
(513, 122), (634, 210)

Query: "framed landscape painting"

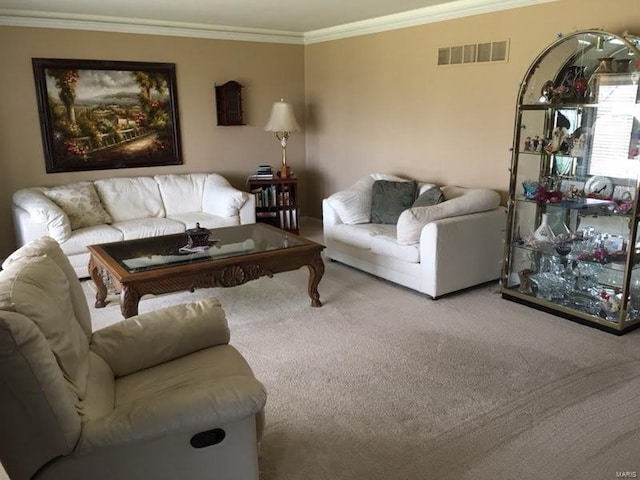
(32, 58), (183, 173)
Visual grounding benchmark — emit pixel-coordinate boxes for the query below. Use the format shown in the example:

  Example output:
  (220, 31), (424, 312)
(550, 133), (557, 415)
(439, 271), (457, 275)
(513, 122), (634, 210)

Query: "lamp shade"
(264, 99), (300, 133)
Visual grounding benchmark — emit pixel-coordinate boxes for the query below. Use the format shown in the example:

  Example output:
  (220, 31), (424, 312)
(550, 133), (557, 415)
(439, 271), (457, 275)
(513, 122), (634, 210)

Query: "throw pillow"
(412, 187), (444, 208)
(326, 176), (376, 225)
(44, 182), (112, 230)
(370, 180), (417, 224)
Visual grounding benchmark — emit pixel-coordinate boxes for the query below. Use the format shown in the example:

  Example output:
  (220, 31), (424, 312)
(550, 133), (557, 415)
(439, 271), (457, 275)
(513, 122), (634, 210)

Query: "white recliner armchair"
(0, 237), (266, 480)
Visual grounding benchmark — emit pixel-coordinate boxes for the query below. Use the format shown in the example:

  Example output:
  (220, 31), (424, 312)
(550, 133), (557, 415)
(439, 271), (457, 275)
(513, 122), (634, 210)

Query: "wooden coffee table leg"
(120, 285), (141, 318)
(88, 256), (108, 308)
(307, 252), (325, 307)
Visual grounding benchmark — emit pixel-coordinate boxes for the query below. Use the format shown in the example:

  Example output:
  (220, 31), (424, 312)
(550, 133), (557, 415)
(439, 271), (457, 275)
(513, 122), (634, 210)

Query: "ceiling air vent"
(438, 40), (509, 66)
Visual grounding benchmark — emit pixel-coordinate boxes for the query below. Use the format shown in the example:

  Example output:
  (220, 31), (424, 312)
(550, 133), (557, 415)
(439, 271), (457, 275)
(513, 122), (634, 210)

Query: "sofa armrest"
(322, 198), (343, 228)
(397, 188), (500, 245)
(12, 188), (71, 244)
(239, 193), (256, 224)
(419, 208), (506, 297)
(80, 374), (266, 450)
(322, 198), (344, 247)
(90, 298), (230, 377)
(202, 174), (250, 218)
(12, 206), (50, 247)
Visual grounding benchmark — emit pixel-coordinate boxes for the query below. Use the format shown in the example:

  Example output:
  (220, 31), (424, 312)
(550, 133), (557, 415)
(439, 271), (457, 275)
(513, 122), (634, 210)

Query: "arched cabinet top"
(519, 30), (640, 106)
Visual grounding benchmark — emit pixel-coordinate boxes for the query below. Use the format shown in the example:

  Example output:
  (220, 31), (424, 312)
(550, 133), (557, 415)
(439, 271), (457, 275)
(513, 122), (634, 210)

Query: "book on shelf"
(251, 185), (279, 207)
(250, 188), (263, 207)
(250, 165), (274, 179)
(256, 211), (277, 218)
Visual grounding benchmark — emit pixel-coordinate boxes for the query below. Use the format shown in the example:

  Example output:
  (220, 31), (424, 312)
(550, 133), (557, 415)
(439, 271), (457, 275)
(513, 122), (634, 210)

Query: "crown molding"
(304, 0), (559, 44)
(0, 0), (559, 46)
(0, 10), (305, 45)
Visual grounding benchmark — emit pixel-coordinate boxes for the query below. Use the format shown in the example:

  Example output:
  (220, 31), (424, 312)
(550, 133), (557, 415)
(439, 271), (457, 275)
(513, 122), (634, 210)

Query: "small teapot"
(185, 223), (210, 247)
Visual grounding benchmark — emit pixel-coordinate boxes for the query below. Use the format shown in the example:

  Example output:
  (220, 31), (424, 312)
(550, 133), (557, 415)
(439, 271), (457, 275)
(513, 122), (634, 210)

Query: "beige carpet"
(4, 220), (638, 480)
(79, 220), (640, 480)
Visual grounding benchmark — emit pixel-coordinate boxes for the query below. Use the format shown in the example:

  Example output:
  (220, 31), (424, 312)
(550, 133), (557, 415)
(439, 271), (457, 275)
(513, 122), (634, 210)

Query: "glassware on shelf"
(518, 268), (535, 294)
(539, 253), (564, 275)
(553, 156), (573, 176)
(627, 277), (640, 322)
(553, 219), (572, 243)
(574, 263), (604, 292)
(533, 213), (555, 243)
(555, 242), (572, 256)
(562, 292), (601, 315)
(629, 278), (640, 308)
(529, 272), (570, 301)
(522, 180), (539, 199)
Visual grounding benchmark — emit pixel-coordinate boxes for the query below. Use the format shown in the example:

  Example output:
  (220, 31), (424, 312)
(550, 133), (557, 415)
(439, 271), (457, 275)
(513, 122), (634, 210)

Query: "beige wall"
(303, 0), (640, 216)
(1, 0), (639, 257)
(0, 27), (305, 257)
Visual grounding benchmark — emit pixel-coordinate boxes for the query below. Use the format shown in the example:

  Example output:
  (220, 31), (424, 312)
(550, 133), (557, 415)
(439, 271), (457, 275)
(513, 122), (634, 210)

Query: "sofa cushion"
(83, 352), (115, 420)
(0, 255), (89, 402)
(412, 187), (444, 208)
(155, 174), (207, 216)
(167, 212), (240, 230)
(59, 225), (124, 256)
(44, 182), (112, 230)
(331, 223), (396, 250)
(94, 177), (165, 222)
(396, 188), (501, 245)
(202, 174), (249, 218)
(370, 234), (420, 263)
(371, 180), (417, 224)
(110, 218), (186, 241)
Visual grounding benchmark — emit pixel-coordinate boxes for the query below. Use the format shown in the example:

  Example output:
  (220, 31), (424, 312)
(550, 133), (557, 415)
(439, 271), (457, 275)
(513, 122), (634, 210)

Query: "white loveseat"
(322, 174), (506, 299)
(12, 173), (255, 278)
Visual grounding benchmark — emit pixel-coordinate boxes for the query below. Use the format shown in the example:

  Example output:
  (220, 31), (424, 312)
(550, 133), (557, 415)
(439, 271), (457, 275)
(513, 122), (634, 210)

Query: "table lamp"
(265, 99), (300, 178)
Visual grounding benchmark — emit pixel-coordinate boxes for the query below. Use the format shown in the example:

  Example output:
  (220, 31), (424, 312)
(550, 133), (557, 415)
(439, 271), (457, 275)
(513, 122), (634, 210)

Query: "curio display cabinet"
(501, 30), (640, 334)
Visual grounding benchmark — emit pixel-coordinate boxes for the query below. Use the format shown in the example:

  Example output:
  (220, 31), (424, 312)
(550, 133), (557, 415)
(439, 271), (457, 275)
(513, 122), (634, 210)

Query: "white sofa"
(322, 174), (506, 299)
(12, 173), (255, 278)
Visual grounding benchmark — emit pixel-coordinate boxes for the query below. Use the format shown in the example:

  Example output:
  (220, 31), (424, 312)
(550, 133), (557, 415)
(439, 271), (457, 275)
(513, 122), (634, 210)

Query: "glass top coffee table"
(87, 223), (325, 318)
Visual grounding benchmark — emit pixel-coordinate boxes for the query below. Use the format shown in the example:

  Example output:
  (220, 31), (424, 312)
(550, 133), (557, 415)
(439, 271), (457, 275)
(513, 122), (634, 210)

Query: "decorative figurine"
(185, 223), (211, 248)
